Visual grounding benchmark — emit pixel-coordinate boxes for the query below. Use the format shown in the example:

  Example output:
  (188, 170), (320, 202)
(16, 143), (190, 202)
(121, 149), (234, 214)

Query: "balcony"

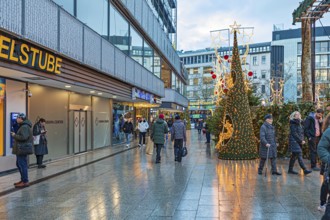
(161, 88), (189, 107)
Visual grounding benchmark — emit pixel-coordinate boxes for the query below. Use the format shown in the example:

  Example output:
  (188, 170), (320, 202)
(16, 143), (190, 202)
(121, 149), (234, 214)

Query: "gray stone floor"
(0, 130), (326, 219)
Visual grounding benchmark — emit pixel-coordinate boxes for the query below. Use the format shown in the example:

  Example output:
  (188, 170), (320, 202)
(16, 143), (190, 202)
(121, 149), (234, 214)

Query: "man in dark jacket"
(11, 113), (33, 188)
(258, 114), (281, 176)
(122, 119), (134, 147)
(151, 114), (168, 163)
(305, 109), (324, 170)
(171, 115), (187, 162)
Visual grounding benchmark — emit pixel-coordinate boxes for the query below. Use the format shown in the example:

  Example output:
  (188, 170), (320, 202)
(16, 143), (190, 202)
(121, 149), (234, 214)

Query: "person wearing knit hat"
(258, 114), (281, 176)
(151, 114), (168, 163)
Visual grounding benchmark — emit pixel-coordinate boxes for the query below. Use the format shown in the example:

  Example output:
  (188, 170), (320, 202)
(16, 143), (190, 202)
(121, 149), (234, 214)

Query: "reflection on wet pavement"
(0, 130), (324, 219)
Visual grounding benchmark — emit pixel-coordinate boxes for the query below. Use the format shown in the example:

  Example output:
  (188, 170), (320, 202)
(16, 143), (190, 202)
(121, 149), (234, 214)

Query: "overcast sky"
(177, 0), (330, 51)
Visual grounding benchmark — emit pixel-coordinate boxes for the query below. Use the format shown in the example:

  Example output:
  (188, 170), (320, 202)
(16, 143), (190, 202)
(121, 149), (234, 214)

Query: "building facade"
(272, 26), (330, 102)
(0, 0), (187, 172)
(179, 42), (272, 120)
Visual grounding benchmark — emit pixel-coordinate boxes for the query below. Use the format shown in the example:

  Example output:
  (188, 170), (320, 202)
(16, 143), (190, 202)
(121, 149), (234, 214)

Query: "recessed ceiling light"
(90, 91), (95, 93)
(113, 95), (117, 98)
(65, 85), (71, 88)
(98, 92), (102, 95)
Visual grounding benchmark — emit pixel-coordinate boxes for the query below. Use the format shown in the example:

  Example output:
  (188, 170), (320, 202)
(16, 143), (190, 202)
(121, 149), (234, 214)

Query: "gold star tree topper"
(229, 21), (241, 34)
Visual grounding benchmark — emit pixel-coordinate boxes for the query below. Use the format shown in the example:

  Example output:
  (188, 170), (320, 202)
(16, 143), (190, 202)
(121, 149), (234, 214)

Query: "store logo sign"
(0, 32), (62, 74)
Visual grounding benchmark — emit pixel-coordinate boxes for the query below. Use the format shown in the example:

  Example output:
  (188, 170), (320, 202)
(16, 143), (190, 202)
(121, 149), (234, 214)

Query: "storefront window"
(77, 0), (108, 37)
(130, 27), (143, 65)
(171, 72), (176, 90)
(110, 5), (129, 54)
(53, 0), (74, 15)
(144, 42), (154, 72)
(0, 78), (4, 156)
(112, 103), (134, 145)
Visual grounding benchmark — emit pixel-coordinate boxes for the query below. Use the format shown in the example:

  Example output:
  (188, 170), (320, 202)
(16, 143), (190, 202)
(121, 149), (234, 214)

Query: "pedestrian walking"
(197, 119), (203, 134)
(171, 115), (187, 163)
(33, 118), (48, 168)
(122, 118), (134, 147)
(305, 108), (324, 170)
(204, 122), (211, 144)
(287, 111), (312, 175)
(11, 113), (33, 188)
(258, 114), (281, 176)
(138, 118), (149, 147)
(317, 113), (330, 217)
(150, 114), (168, 163)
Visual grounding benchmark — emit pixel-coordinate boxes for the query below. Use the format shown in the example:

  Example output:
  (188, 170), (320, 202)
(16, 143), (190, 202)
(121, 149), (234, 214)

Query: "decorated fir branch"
(216, 24), (258, 160)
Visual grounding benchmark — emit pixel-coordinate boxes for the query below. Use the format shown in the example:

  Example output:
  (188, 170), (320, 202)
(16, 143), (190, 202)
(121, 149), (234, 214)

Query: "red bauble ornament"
(248, 71), (253, 77)
(223, 88), (228, 93)
(210, 71), (214, 75)
(212, 74), (217, 79)
(215, 91), (218, 95)
(224, 55), (229, 60)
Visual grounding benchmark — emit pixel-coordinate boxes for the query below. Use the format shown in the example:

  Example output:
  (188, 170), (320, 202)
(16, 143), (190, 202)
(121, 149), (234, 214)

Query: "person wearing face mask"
(305, 108), (324, 171)
(287, 111), (312, 175)
(138, 118), (149, 147)
(258, 114), (281, 176)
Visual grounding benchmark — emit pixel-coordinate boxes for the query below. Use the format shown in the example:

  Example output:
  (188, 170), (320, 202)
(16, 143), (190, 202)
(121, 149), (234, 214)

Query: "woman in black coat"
(33, 118), (48, 168)
(288, 111), (311, 175)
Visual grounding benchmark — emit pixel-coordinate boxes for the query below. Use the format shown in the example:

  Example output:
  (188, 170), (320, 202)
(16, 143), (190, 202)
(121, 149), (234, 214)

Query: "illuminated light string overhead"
(210, 22), (258, 160)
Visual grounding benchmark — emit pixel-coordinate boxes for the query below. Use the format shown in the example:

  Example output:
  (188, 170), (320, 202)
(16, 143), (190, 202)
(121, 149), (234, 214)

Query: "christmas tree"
(217, 26), (258, 160)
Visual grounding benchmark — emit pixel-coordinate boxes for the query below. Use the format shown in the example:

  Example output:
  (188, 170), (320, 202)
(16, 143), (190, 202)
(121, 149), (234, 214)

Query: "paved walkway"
(0, 130), (326, 219)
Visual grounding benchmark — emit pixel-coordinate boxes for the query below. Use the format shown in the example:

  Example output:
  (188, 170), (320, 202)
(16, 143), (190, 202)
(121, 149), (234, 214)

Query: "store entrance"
(73, 110), (87, 154)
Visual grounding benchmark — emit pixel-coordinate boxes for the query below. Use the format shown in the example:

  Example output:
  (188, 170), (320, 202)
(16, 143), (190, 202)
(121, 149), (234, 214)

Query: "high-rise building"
(0, 0), (187, 172)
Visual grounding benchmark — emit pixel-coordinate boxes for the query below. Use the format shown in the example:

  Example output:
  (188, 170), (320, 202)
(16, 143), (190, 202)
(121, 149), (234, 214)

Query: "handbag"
(182, 144), (188, 157)
(17, 142), (33, 155)
(33, 135), (40, 145)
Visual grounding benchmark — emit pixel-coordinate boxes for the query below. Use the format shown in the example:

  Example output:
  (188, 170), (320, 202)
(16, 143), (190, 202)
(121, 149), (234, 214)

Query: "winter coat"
(317, 127), (330, 164)
(259, 122), (277, 159)
(138, 121), (149, 133)
(304, 112), (322, 139)
(151, 119), (168, 144)
(289, 119), (304, 153)
(12, 119), (33, 155)
(33, 122), (48, 156)
(171, 120), (187, 142)
(122, 122), (134, 134)
(197, 121), (203, 130)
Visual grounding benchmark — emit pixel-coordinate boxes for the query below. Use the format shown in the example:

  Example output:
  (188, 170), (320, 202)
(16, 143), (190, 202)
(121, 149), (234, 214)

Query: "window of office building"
(297, 70), (302, 82)
(193, 78), (199, 86)
(189, 79), (193, 86)
(316, 55), (328, 68)
(130, 27), (143, 65)
(176, 77), (180, 93)
(297, 43), (302, 54)
(193, 68), (199, 74)
(203, 77), (212, 85)
(53, 0), (74, 15)
(77, 0), (108, 37)
(109, 4), (129, 54)
(316, 41), (328, 53)
(203, 67), (213, 74)
(316, 69), (328, 81)
(297, 56), (301, 69)
(143, 42), (153, 72)
(261, 85), (265, 93)
(171, 72), (176, 89)
(154, 52), (161, 78)
(261, 70), (267, 79)
(252, 56), (258, 65)
(261, 56), (266, 64)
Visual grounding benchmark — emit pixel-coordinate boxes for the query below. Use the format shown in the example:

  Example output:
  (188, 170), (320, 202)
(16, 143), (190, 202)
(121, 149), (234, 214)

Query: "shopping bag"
(33, 135), (40, 145)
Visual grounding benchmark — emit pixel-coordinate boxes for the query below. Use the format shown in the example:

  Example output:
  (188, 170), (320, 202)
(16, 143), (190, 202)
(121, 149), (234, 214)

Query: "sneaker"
(258, 170), (262, 175)
(318, 204), (326, 212)
(272, 171), (282, 176)
(288, 170), (299, 174)
(38, 165), (46, 168)
(15, 182), (29, 188)
(143, 144), (146, 147)
(13, 181), (22, 186)
(304, 170), (312, 175)
(126, 144), (129, 148)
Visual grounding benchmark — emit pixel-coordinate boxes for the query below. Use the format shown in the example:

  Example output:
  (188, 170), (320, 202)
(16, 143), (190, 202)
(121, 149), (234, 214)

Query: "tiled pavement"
(0, 130), (326, 219)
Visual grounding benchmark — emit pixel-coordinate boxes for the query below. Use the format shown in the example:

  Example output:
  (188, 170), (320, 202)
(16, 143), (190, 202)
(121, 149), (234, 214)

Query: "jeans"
(16, 155), (29, 183)
(36, 155), (44, 165)
(125, 133), (131, 145)
(174, 139), (184, 162)
(289, 152), (306, 171)
(139, 132), (146, 145)
(309, 136), (321, 168)
(155, 144), (163, 162)
(206, 132), (211, 143)
(258, 157), (277, 173)
(321, 178), (329, 206)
